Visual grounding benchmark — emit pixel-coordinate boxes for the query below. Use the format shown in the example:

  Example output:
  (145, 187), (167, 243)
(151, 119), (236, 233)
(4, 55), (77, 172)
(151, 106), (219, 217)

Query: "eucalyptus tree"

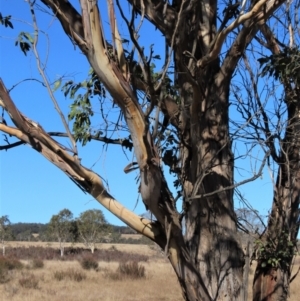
(0, 216), (12, 256)
(77, 209), (109, 253)
(48, 209), (75, 257)
(0, 1), (299, 301)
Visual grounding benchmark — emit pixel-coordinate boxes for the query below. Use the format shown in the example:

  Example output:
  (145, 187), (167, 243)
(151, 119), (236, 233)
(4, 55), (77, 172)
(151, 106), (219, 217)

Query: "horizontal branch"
(0, 132), (133, 151)
(0, 140), (24, 151)
(48, 132), (133, 149)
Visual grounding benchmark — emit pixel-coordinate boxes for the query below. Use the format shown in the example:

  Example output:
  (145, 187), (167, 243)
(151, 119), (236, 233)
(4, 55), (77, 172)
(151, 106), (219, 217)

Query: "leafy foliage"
(61, 69), (106, 146)
(47, 209), (77, 245)
(254, 230), (297, 269)
(77, 209), (110, 252)
(0, 13), (13, 28)
(15, 32), (33, 56)
(0, 215), (12, 243)
(258, 47), (300, 102)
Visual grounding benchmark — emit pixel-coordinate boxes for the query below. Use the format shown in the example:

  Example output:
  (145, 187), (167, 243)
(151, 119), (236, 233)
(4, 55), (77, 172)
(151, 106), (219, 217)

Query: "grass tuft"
(118, 261), (145, 279)
(79, 256), (99, 270)
(105, 261), (146, 280)
(30, 259), (44, 269)
(0, 256), (23, 271)
(18, 273), (39, 289)
(53, 268), (86, 282)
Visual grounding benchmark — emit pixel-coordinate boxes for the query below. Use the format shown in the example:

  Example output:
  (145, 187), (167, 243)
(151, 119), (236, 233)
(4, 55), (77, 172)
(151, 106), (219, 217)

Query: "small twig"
(0, 124), (133, 152)
(28, 1), (78, 156)
(8, 78), (46, 93)
(0, 140), (24, 150)
(189, 151), (270, 200)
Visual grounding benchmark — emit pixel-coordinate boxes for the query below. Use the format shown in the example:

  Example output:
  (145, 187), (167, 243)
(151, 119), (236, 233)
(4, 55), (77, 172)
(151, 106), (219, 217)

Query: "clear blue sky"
(0, 0), (274, 225)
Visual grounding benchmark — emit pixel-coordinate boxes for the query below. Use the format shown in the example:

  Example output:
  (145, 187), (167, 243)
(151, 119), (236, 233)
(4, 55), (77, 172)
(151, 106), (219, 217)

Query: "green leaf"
(53, 79), (62, 92)
(24, 32), (34, 44)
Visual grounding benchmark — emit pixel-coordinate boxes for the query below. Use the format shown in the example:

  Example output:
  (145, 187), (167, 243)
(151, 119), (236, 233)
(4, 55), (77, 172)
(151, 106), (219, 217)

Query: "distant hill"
(10, 222), (48, 241)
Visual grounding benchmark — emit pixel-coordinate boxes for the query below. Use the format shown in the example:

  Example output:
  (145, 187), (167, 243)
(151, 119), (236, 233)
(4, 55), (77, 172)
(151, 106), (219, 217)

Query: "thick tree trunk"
(182, 79), (245, 301)
(167, 4), (246, 294)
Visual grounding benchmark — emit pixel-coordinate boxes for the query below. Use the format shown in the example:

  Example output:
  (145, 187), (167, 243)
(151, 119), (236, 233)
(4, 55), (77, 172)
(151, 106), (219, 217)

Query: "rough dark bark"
(251, 25), (300, 301)
(253, 100), (300, 301)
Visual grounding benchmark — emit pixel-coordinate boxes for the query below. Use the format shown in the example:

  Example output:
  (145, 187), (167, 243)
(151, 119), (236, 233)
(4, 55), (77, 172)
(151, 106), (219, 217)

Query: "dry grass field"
(0, 242), (300, 301)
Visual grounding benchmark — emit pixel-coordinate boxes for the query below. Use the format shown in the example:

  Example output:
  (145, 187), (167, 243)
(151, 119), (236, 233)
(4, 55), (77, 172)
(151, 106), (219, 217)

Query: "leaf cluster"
(0, 13), (13, 29)
(254, 230), (297, 269)
(258, 47), (300, 91)
(47, 209), (76, 242)
(0, 215), (12, 241)
(77, 209), (110, 245)
(15, 32), (33, 56)
(60, 69), (106, 145)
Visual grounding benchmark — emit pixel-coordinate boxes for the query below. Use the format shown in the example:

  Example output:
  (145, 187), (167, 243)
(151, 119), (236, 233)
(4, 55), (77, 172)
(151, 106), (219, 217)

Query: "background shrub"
(18, 273), (39, 289)
(5, 246), (148, 263)
(79, 256), (98, 270)
(0, 266), (10, 284)
(30, 259), (44, 269)
(0, 256), (23, 271)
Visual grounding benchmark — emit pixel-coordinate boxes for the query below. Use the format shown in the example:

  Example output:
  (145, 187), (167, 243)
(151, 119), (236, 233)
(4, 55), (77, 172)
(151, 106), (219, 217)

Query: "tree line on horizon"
(0, 209), (152, 256)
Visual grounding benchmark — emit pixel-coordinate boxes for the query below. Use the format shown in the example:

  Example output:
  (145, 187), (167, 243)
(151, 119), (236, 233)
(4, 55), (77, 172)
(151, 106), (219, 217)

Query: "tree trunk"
(253, 101), (300, 301)
(172, 22), (245, 294)
(182, 79), (245, 301)
(0, 1), (290, 301)
(59, 239), (64, 257)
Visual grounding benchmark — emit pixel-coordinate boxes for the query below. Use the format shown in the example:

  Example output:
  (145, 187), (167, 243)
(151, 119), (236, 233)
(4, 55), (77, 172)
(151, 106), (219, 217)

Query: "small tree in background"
(0, 215), (12, 256)
(236, 208), (265, 236)
(77, 209), (109, 253)
(47, 209), (75, 257)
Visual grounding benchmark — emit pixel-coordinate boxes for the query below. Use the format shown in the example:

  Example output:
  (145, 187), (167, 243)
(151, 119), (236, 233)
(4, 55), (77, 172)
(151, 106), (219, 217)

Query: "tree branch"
(0, 79), (162, 243)
(214, 0), (286, 78)
(29, 1), (78, 156)
(0, 132), (133, 151)
(189, 151), (270, 200)
(127, 0), (176, 43)
(0, 140), (24, 151)
(40, 0), (85, 44)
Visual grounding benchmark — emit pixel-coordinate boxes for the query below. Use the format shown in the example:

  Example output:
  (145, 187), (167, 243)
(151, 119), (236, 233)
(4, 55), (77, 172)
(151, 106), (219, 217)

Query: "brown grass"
(0, 242), (299, 301)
